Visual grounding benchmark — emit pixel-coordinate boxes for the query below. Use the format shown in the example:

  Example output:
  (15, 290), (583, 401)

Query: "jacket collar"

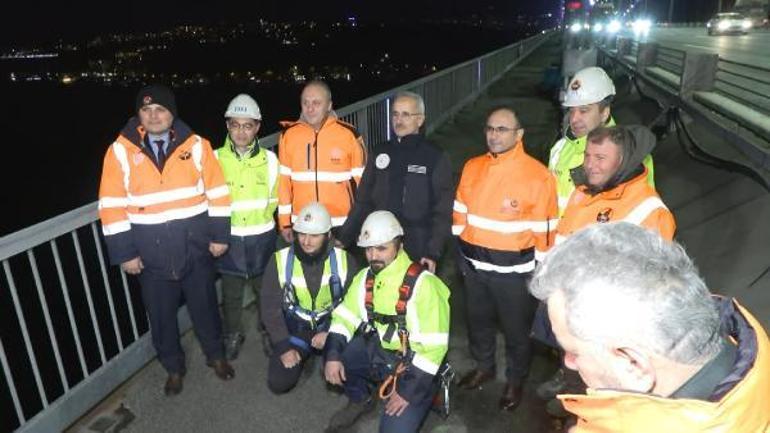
(120, 116), (194, 153)
(486, 139), (525, 163)
(394, 133), (424, 147)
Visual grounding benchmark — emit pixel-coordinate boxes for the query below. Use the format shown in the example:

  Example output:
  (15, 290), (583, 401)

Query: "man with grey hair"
(530, 222), (770, 432)
(337, 91), (453, 272)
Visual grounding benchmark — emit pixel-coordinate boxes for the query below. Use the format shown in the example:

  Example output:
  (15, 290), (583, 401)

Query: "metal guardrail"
(0, 29), (554, 433)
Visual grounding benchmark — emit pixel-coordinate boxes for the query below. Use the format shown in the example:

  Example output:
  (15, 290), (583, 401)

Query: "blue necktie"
(154, 140), (166, 170)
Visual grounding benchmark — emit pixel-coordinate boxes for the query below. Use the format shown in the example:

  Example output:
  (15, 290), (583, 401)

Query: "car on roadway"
(707, 12), (752, 35)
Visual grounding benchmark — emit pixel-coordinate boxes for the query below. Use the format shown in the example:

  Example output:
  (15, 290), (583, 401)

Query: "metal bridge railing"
(0, 29), (554, 433)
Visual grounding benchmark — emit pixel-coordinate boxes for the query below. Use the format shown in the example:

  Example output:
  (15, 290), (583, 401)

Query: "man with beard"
(324, 211), (450, 433)
(260, 202), (358, 394)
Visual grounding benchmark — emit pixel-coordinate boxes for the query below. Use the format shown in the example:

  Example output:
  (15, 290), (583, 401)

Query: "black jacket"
(260, 244), (359, 356)
(337, 134), (453, 261)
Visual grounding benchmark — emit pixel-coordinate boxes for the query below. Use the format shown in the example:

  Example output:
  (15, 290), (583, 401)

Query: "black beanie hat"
(136, 84), (177, 116)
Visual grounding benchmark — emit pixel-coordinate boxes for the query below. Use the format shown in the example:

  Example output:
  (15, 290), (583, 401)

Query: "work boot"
(536, 367), (567, 400)
(164, 372), (185, 396)
(207, 359), (235, 380)
(499, 383), (523, 411)
(224, 333), (245, 361)
(326, 398), (375, 431)
(456, 369), (495, 390)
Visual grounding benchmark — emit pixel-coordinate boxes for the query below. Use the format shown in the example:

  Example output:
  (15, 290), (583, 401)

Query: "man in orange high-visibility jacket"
(453, 106), (558, 411)
(98, 84), (235, 396)
(535, 126), (675, 417)
(530, 222), (770, 433)
(277, 80), (366, 243)
(556, 125), (675, 244)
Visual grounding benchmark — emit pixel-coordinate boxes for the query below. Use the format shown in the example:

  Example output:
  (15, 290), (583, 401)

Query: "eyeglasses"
(484, 125), (519, 134)
(391, 111), (423, 119)
(227, 121), (259, 132)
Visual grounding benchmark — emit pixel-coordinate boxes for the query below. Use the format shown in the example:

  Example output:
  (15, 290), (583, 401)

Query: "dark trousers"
(341, 335), (432, 433)
(221, 274), (261, 336)
(138, 258), (224, 374)
(462, 268), (537, 385)
(267, 344), (317, 394)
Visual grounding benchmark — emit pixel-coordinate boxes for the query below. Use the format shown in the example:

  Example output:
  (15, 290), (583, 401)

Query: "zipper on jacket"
(313, 131), (320, 202)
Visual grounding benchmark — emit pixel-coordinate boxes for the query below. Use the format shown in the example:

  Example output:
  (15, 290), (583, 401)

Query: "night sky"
(2, 0), (560, 46)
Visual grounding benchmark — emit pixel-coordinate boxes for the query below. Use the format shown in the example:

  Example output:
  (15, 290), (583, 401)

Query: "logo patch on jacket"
(179, 150), (191, 160)
(596, 208), (613, 223)
(133, 153), (145, 165)
(407, 165), (427, 174)
(501, 198), (520, 215)
(376, 153), (390, 169)
(330, 148), (344, 164)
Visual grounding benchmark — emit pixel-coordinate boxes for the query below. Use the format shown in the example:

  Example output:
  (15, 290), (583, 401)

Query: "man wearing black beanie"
(98, 83), (235, 395)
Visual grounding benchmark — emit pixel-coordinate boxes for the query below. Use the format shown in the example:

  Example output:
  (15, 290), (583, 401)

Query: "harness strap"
(361, 261), (425, 401)
(282, 246), (344, 330)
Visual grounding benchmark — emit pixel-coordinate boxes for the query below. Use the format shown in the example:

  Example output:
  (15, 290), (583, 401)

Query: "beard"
(369, 261), (386, 274)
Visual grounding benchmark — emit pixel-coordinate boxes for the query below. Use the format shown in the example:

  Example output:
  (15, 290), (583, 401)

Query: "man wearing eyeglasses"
(337, 91), (453, 273)
(453, 106), (557, 411)
(214, 94), (279, 360)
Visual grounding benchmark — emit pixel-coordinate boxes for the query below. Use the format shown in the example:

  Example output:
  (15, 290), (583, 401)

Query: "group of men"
(97, 65), (769, 433)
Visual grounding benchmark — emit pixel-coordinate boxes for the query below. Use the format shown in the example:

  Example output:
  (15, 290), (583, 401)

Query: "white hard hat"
(293, 202), (332, 235)
(225, 93), (262, 120)
(357, 211), (404, 248)
(562, 67), (616, 107)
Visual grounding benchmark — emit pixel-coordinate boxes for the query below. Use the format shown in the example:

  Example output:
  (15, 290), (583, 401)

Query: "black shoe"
(456, 369), (495, 390)
(499, 383), (523, 411)
(207, 359), (235, 380)
(224, 333), (245, 361)
(326, 398), (375, 431)
(164, 373), (184, 396)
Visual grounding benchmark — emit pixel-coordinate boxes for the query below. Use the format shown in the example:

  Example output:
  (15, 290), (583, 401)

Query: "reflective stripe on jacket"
(98, 117), (231, 272)
(560, 300), (770, 433)
(556, 168), (675, 243)
(549, 118), (655, 216)
(453, 142), (558, 274)
(276, 246), (348, 314)
(277, 116), (366, 228)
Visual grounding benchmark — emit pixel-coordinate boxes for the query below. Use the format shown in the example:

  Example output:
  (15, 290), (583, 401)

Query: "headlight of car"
(742, 19), (752, 29)
(717, 21), (730, 30)
(570, 22), (583, 33)
(608, 20), (622, 33)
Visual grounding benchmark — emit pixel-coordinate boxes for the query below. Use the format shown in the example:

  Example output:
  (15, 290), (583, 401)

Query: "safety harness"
(355, 262), (424, 400)
(282, 246), (343, 331)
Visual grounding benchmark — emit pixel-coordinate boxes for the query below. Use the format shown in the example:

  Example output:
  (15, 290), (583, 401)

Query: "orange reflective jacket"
(98, 118), (231, 269)
(453, 142), (558, 274)
(560, 300), (770, 433)
(556, 168), (675, 243)
(278, 116), (366, 228)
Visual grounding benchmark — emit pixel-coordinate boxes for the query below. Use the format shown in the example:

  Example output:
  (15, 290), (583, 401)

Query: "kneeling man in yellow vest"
(323, 211), (451, 433)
